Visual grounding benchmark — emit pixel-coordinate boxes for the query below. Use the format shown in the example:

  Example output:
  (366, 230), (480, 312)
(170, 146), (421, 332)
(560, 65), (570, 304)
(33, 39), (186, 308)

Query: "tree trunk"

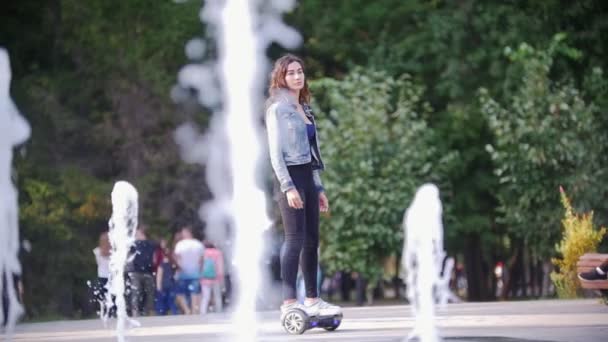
(50, 0), (62, 68)
(534, 259), (543, 297)
(500, 241), (521, 300)
(512, 252), (524, 298)
(57, 281), (74, 317)
(541, 260), (553, 297)
(394, 253), (402, 299)
(522, 246), (529, 297)
(354, 273), (367, 306)
(463, 234), (489, 301)
(529, 251), (544, 298)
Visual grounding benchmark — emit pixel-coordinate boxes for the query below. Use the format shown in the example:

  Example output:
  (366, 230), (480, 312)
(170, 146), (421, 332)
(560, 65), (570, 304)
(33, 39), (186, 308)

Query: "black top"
(126, 240), (157, 274)
(159, 261), (175, 290)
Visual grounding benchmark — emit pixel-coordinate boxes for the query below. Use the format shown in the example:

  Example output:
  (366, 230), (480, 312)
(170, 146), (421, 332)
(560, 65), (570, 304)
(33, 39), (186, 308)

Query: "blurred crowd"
(91, 224), (227, 317)
(89, 224), (471, 318)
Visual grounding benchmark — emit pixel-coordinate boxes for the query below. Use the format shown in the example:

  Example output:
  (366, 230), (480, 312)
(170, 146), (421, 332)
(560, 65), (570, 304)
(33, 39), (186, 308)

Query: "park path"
(8, 299), (608, 342)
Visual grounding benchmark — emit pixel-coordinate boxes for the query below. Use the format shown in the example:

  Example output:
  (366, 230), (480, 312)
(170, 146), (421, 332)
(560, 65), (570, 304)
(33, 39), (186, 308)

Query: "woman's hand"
(286, 189), (304, 209)
(319, 192), (329, 213)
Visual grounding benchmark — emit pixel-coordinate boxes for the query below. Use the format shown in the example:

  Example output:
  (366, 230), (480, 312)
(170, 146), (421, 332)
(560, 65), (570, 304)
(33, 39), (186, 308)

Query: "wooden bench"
(576, 253), (608, 292)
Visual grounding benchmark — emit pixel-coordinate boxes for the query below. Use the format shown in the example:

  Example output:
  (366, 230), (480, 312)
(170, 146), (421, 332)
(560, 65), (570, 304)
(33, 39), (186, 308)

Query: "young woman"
(154, 238), (178, 315)
(199, 240), (224, 314)
(92, 232), (115, 317)
(265, 54), (340, 317)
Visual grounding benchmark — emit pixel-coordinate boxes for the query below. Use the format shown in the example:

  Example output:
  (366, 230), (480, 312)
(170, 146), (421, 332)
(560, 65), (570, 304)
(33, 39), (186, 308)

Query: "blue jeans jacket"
(266, 90), (325, 193)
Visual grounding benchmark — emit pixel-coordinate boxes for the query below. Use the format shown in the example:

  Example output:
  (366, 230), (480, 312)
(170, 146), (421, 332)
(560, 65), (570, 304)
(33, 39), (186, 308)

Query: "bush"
(550, 186), (606, 298)
(310, 68), (456, 282)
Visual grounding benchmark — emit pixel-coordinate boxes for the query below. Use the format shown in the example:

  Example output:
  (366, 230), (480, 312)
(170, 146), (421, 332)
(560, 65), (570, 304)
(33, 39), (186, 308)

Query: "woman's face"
(284, 61), (304, 92)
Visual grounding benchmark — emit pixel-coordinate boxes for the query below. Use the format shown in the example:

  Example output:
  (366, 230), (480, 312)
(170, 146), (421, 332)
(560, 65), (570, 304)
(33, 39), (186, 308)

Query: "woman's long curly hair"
(268, 54), (311, 104)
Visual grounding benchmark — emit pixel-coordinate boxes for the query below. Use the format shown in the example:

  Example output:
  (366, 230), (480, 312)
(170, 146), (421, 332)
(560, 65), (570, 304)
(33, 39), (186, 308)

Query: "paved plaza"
(8, 299), (608, 342)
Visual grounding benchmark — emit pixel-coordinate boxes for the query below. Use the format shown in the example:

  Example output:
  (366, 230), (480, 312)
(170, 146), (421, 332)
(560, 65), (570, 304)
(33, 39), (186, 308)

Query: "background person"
(199, 240), (224, 314)
(578, 259), (608, 281)
(92, 232), (114, 317)
(173, 225), (204, 314)
(125, 225), (157, 316)
(155, 238), (178, 315)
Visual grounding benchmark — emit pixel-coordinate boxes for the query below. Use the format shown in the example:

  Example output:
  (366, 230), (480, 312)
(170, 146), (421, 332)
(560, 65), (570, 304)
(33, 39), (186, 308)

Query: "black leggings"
(277, 163), (319, 300)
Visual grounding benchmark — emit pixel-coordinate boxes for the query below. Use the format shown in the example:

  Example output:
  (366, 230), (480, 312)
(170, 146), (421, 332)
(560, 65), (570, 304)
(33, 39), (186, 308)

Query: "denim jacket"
(266, 90), (325, 193)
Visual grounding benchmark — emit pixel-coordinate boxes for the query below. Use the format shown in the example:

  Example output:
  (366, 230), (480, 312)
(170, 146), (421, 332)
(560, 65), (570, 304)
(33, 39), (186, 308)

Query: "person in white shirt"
(92, 232), (114, 317)
(173, 226), (204, 314)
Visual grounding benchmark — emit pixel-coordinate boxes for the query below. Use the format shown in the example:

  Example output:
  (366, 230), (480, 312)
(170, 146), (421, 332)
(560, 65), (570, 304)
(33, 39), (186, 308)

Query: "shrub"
(550, 186), (606, 298)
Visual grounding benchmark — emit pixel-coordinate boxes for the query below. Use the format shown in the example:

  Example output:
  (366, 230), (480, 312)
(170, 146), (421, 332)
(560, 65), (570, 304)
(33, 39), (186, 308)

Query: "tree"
(287, 0), (560, 300)
(310, 68), (456, 284)
(480, 35), (608, 295)
(2, 0), (209, 317)
(18, 166), (110, 317)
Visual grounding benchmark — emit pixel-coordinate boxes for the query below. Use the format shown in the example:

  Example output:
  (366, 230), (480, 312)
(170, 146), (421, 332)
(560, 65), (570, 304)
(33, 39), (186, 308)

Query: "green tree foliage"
(291, 0), (608, 99)
(310, 69), (456, 282)
(18, 166), (111, 317)
(6, 0), (208, 232)
(0, 0), (607, 317)
(289, 0), (558, 299)
(1, 0), (209, 317)
(480, 34), (608, 256)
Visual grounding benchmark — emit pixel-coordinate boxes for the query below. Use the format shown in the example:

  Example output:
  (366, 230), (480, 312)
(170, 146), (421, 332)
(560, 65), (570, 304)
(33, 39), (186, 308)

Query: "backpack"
(202, 257), (217, 279)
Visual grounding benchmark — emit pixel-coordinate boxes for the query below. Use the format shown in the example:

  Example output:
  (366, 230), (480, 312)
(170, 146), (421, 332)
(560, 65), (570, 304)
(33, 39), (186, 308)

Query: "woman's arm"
(217, 252), (225, 282)
(313, 170), (329, 212)
(156, 265), (163, 290)
(266, 103), (295, 193)
(312, 169), (324, 193)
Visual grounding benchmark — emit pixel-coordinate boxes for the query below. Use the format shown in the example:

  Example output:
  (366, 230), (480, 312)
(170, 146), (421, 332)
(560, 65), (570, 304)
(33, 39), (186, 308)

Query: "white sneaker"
(280, 301), (306, 316)
(303, 298), (341, 316)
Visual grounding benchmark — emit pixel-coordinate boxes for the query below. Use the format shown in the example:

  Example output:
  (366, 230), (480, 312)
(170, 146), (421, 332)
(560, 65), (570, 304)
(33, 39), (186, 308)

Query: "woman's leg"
(301, 188), (320, 299)
(278, 190), (306, 302)
(200, 284), (211, 315)
(175, 280), (191, 314)
(169, 288), (179, 315)
(212, 282), (223, 312)
(155, 289), (165, 315)
(143, 274), (156, 315)
(299, 184), (341, 315)
(191, 280), (202, 314)
(95, 277), (108, 316)
(128, 272), (143, 316)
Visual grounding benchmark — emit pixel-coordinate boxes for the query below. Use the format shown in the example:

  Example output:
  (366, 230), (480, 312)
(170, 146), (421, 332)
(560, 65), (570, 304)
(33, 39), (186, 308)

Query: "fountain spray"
(0, 47), (30, 340)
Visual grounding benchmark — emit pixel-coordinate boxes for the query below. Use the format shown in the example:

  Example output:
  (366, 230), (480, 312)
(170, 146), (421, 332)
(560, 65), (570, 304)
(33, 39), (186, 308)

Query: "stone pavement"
(7, 299), (608, 342)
